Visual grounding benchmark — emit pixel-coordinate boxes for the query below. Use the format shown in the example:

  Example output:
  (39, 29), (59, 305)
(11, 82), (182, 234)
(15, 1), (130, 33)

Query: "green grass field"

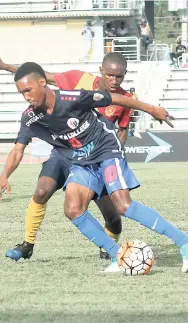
(0, 162), (188, 323)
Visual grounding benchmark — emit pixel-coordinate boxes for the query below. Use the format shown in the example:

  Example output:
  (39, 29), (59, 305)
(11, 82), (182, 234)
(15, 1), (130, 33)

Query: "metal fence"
(146, 41), (170, 62)
(104, 37), (169, 62)
(104, 36), (140, 61)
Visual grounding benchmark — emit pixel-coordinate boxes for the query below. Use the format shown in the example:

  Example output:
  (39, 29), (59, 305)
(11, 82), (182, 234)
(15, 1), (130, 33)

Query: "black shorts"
(39, 153), (72, 190)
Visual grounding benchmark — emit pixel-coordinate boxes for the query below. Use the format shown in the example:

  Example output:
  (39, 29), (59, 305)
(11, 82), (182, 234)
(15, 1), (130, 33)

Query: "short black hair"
(102, 52), (127, 68)
(14, 62), (47, 82)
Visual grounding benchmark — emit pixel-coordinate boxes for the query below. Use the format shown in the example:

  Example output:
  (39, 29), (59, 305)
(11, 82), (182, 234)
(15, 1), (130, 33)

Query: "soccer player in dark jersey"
(5, 62), (188, 273)
(0, 53), (133, 260)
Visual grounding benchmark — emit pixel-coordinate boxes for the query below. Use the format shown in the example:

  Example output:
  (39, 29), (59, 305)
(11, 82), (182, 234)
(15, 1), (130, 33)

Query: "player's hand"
(0, 58), (6, 70)
(151, 106), (175, 128)
(0, 177), (11, 199)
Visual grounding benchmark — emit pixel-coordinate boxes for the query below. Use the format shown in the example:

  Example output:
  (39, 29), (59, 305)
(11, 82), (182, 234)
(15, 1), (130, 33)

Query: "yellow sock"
(101, 227), (120, 253)
(25, 198), (47, 244)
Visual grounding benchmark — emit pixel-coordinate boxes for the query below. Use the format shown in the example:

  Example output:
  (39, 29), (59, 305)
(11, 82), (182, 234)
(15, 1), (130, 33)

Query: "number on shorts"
(104, 165), (118, 184)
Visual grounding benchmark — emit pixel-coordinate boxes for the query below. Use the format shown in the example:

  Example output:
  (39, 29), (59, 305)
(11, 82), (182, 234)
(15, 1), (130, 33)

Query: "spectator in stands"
(53, 0), (58, 10)
(116, 21), (129, 37)
(104, 22), (116, 53)
(169, 38), (187, 66)
(139, 19), (151, 50)
(80, 19), (95, 61)
(53, 1), (70, 11)
(114, 21), (129, 54)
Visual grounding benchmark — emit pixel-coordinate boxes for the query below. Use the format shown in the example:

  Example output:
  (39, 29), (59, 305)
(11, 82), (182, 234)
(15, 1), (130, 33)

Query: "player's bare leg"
(95, 195), (122, 259)
(6, 176), (57, 261)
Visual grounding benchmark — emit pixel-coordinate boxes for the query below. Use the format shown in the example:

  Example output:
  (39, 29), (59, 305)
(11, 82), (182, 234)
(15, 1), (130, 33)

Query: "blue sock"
(125, 201), (188, 248)
(72, 210), (120, 258)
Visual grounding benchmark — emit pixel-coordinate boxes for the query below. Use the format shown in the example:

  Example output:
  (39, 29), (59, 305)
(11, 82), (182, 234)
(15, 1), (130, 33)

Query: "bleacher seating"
(2, 60), (188, 137)
(0, 62), (139, 140)
(2, 57), (188, 138)
(157, 68), (188, 131)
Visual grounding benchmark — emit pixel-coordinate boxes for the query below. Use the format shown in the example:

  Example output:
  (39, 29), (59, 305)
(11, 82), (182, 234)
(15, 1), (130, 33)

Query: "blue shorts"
(64, 158), (140, 197)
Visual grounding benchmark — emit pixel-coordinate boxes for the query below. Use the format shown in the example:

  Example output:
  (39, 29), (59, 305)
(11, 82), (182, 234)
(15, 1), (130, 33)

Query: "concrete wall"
(0, 19), (103, 63)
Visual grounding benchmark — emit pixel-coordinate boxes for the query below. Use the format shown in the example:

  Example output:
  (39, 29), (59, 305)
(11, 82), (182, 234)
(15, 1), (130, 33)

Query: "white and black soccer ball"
(117, 240), (154, 276)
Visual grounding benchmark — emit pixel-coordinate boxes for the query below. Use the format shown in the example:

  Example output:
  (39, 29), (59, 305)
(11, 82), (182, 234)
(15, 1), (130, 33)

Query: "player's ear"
(40, 77), (47, 87)
(124, 65), (127, 75)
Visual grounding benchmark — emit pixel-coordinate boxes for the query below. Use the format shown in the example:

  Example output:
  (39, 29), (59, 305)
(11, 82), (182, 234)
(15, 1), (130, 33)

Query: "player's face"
(100, 63), (127, 92)
(16, 74), (47, 108)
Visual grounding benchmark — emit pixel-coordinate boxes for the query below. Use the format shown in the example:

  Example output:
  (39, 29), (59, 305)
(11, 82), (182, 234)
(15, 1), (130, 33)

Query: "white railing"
(152, 42), (169, 61)
(144, 41), (170, 62)
(0, 0), (141, 13)
(104, 36), (140, 61)
(155, 42), (169, 61)
(77, 36), (141, 62)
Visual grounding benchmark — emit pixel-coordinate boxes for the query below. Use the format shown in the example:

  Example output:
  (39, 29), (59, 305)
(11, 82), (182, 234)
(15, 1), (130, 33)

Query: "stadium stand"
(157, 67), (188, 131)
(1, 1), (188, 142)
(0, 61), (140, 140)
(0, 0), (141, 13)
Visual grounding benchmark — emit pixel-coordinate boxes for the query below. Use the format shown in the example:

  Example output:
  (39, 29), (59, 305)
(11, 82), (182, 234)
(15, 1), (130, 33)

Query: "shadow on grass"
(148, 269), (164, 275)
(17, 244), (181, 270)
(30, 255), (86, 264)
(0, 310), (187, 323)
(153, 244), (181, 268)
(1, 195), (32, 202)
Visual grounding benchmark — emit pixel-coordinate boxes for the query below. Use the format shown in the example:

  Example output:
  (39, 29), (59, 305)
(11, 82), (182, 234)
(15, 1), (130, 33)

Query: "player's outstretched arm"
(43, 71), (57, 86)
(110, 93), (175, 128)
(0, 143), (27, 199)
(0, 58), (18, 74)
(0, 58), (57, 86)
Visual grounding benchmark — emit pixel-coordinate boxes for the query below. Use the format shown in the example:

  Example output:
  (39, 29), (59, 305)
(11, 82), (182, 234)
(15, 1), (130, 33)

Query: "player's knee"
(64, 201), (85, 220)
(116, 202), (131, 215)
(33, 187), (53, 204)
(113, 199), (131, 215)
(64, 184), (93, 220)
(111, 191), (132, 215)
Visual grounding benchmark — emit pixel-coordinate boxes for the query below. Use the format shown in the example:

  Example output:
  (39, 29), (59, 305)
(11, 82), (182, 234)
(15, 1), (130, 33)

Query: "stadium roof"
(0, 10), (134, 20)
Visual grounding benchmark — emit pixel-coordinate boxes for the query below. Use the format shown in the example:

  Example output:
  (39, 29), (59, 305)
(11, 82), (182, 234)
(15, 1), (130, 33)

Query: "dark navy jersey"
(17, 89), (123, 165)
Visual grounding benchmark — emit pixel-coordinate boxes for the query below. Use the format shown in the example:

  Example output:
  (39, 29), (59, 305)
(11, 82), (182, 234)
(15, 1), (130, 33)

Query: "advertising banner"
(32, 132), (188, 163)
(125, 131), (188, 163)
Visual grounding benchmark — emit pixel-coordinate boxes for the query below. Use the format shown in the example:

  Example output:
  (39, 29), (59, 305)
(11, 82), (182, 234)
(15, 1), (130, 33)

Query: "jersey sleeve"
(77, 89), (112, 109)
(54, 70), (85, 90)
(15, 118), (33, 145)
(118, 108), (132, 128)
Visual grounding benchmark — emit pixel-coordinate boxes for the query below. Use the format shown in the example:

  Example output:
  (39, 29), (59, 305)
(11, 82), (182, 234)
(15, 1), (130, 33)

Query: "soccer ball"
(117, 240), (154, 276)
